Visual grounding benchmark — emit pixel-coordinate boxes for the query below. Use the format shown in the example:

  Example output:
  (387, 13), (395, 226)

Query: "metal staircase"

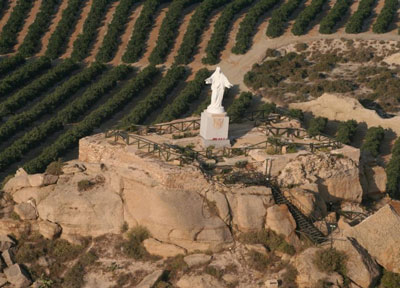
(269, 184), (327, 244)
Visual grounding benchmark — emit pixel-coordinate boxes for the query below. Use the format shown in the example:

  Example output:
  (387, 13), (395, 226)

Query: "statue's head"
(216, 67), (221, 73)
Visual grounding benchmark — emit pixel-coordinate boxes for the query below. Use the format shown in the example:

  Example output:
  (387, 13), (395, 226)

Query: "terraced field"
(0, 0), (399, 178)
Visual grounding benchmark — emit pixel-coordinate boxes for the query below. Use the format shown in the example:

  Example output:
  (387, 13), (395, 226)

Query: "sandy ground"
(37, 0), (68, 57)
(0, 0), (17, 33)
(137, 4), (169, 66)
(13, 0), (42, 52)
(85, 0), (120, 63)
(61, 0), (93, 59)
(110, 4), (143, 65)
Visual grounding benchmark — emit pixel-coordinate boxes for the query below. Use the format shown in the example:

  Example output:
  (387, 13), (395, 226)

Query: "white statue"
(205, 67), (233, 114)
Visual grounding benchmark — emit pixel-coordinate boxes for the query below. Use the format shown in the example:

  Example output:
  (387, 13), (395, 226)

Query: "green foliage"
(18, 0), (61, 57)
(149, 0), (202, 65)
(387, 138), (400, 199)
(247, 250), (270, 271)
(0, 59), (78, 118)
(361, 126), (385, 157)
(240, 229), (296, 255)
(24, 66), (158, 174)
(292, 0), (328, 36)
(120, 226), (150, 259)
(45, 159), (64, 175)
(319, 0), (350, 34)
(155, 68), (211, 123)
(380, 270), (400, 288)
(120, 66), (186, 126)
(227, 91), (253, 122)
(314, 248), (348, 279)
(259, 102), (277, 115)
(307, 117), (328, 137)
(0, 57), (51, 98)
(244, 52), (309, 89)
(203, 0), (256, 64)
(45, 0), (86, 59)
(336, 119), (358, 144)
(266, 0), (302, 38)
(122, 0), (162, 63)
(345, 0), (376, 34)
(0, 55), (26, 78)
(96, 0), (139, 62)
(0, 65), (130, 172)
(373, 0), (398, 34)
(71, 0), (114, 61)
(286, 108), (304, 121)
(232, 0), (280, 54)
(0, 0), (33, 53)
(174, 0), (230, 65)
(0, 62), (105, 145)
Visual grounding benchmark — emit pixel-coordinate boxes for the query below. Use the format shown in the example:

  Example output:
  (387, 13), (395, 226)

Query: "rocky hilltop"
(0, 116), (398, 287)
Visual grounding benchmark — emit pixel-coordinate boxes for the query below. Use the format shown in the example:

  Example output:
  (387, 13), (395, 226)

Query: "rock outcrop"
(344, 204), (400, 273)
(265, 205), (299, 246)
(278, 153), (363, 203)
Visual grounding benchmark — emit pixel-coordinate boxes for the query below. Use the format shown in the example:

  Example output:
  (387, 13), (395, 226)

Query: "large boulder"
(278, 153), (363, 203)
(361, 165), (387, 199)
(227, 186), (274, 232)
(14, 202), (37, 220)
(0, 235), (15, 252)
(4, 264), (31, 288)
(3, 169), (30, 194)
(136, 270), (165, 288)
(184, 254), (212, 268)
(333, 237), (380, 288)
(345, 204), (400, 273)
(265, 205), (299, 246)
(293, 248), (343, 288)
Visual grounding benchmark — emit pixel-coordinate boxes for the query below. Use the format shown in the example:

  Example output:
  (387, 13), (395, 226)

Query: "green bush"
(313, 248), (348, 281)
(0, 57), (51, 99)
(286, 108), (304, 121)
(122, 0), (162, 63)
(96, 0), (139, 62)
(0, 0), (33, 53)
(202, 0), (256, 64)
(240, 229), (296, 255)
(227, 91), (253, 122)
(18, 0), (60, 57)
(307, 117), (328, 137)
(232, 0), (280, 54)
(387, 137), (400, 199)
(380, 270), (400, 288)
(373, 0), (398, 34)
(336, 120), (357, 144)
(0, 59), (78, 118)
(120, 226), (150, 259)
(71, 0), (114, 61)
(45, 159), (64, 175)
(266, 0), (302, 38)
(361, 126), (385, 157)
(0, 55), (26, 78)
(45, 0), (86, 59)
(174, 0), (230, 65)
(345, 0), (376, 34)
(149, 0), (202, 64)
(319, 0), (350, 34)
(292, 0), (327, 36)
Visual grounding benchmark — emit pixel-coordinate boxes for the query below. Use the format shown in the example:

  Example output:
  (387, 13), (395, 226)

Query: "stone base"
(200, 111), (229, 148)
(201, 137), (231, 148)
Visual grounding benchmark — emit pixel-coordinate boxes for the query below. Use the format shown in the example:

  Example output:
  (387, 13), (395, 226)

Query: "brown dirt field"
(367, 0), (385, 32)
(61, 0), (93, 59)
(37, 0), (68, 57)
(220, 10), (248, 61)
(110, 4), (143, 66)
(0, 0), (17, 33)
(165, 7), (197, 66)
(307, 0), (337, 36)
(13, 0), (42, 52)
(137, 4), (169, 66)
(85, 0), (120, 63)
(336, 0), (360, 33)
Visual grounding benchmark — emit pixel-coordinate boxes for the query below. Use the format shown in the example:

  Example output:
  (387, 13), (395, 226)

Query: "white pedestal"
(200, 110), (230, 148)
